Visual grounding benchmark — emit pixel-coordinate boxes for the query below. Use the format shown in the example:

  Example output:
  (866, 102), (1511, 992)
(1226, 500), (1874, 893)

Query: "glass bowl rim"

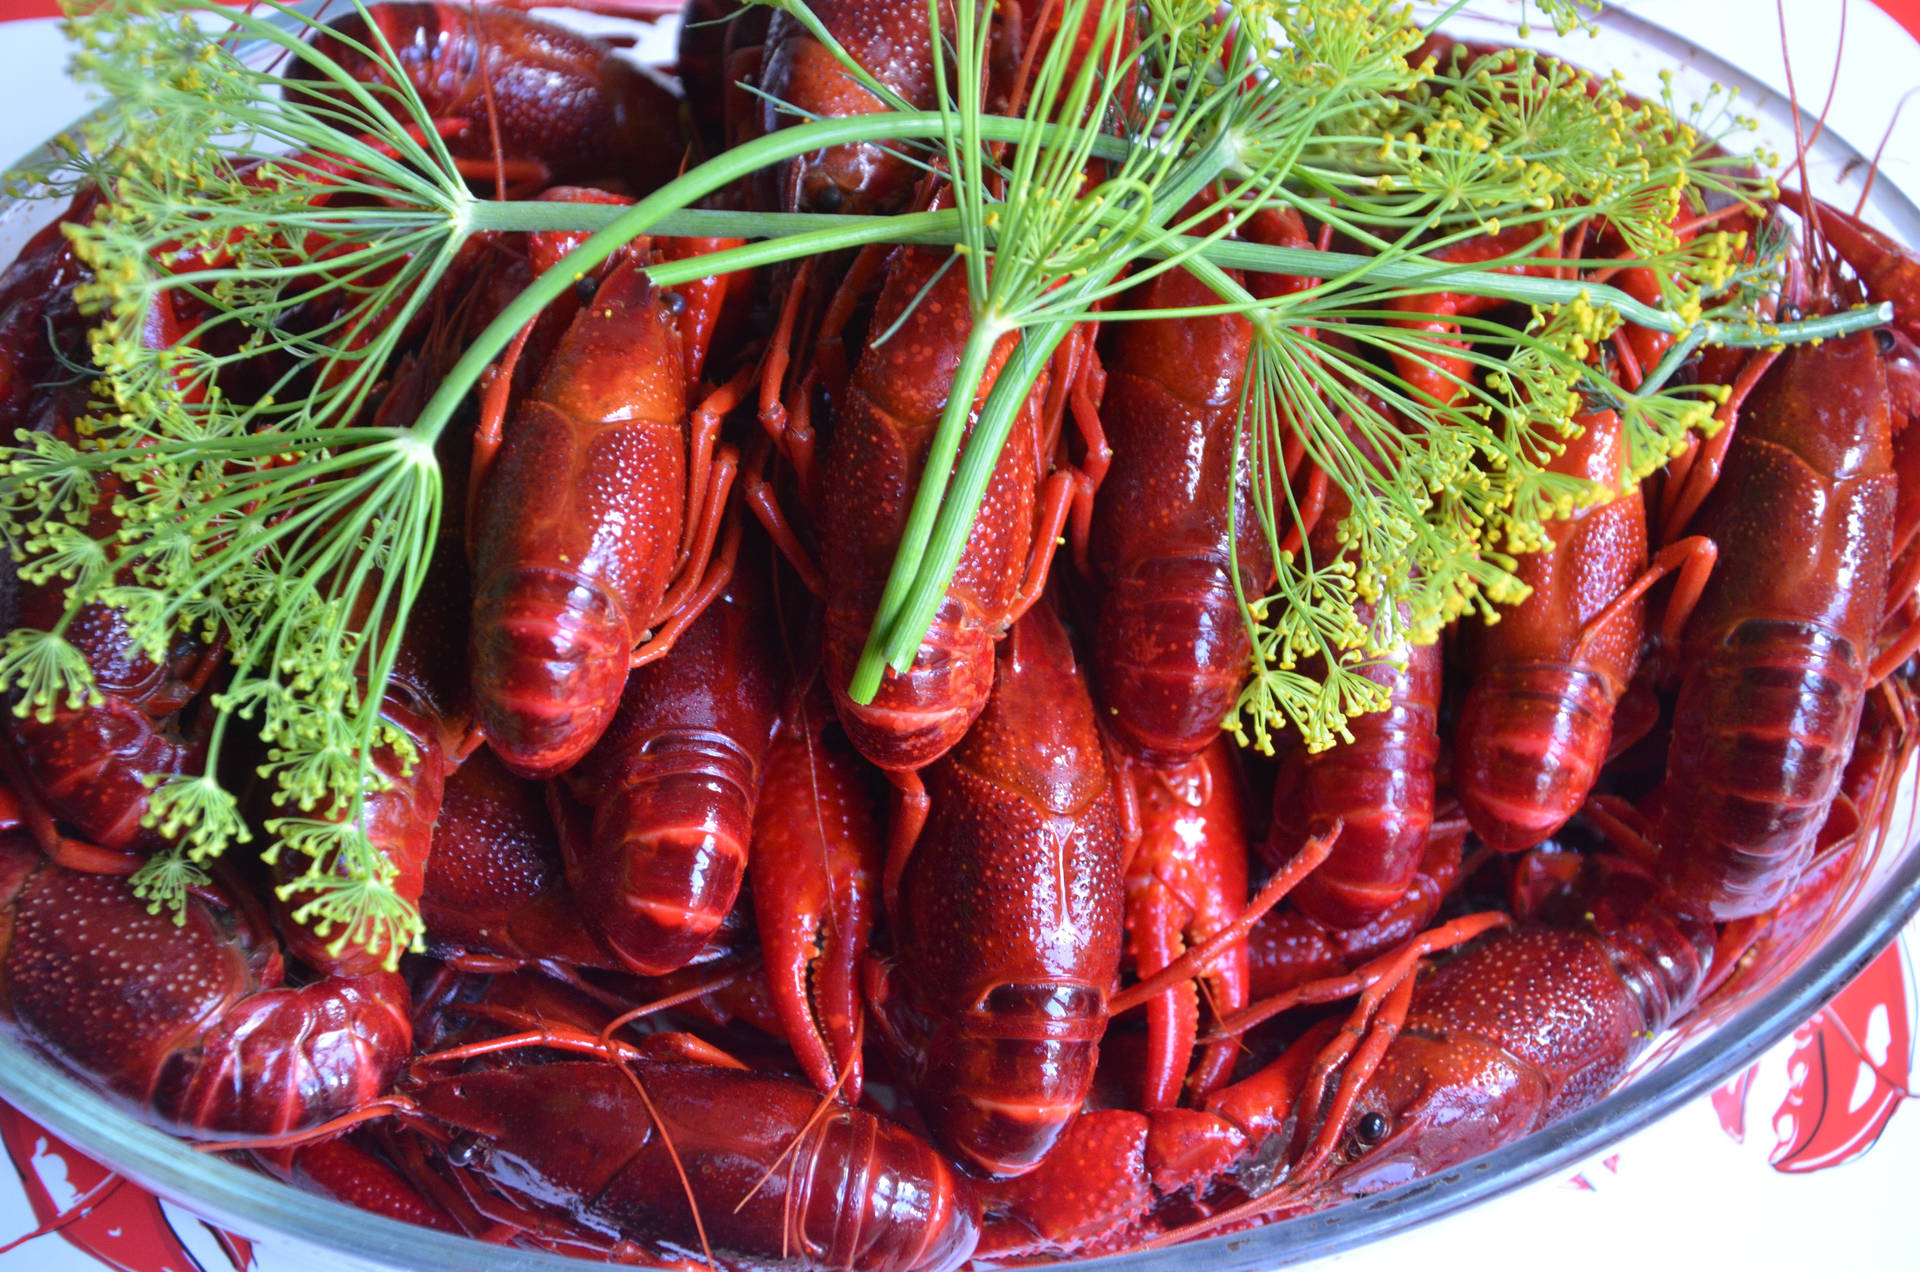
(0, 2), (1915, 1269)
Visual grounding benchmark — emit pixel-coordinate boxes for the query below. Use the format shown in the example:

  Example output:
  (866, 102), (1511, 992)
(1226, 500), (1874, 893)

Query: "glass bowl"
(0, 3), (1917, 1269)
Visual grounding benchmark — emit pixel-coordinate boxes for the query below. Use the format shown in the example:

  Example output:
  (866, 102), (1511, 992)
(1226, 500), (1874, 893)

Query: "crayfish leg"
(881, 766), (930, 922)
(743, 438), (829, 596)
(632, 488), (742, 670)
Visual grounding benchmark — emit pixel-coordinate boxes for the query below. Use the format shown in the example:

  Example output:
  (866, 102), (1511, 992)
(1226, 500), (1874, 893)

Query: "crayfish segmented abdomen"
(469, 257), (689, 779)
(410, 1059), (981, 1272)
(1654, 330), (1897, 919)
(557, 547), (782, 976)
(812, 246), (1048, 773)
(1089, 256), (1274, 765)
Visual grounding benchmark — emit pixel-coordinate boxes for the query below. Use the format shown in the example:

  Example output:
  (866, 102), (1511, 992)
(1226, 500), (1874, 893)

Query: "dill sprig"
(853, 0), (1447, 694)
(0, 0), (1886, 962)
(1198, 38), (1783, 751)
(0, 0), (477, 958)
(0, 0), (1040, 959)
(0, 0), (1033, 959)
(815, 0), (1829, 754)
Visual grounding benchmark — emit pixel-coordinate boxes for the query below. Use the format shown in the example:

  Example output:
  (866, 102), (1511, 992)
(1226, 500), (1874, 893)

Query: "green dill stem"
(1631, 327), (1709, 398)
(881, 319), (1066, 673)
(624, 211), (1890, 349)
(845, 319), (1008, 702)
(349, 476), (439, 780)
(413, 110), (1080, 449)
(1694, 305), (1891, 348)
(854, 134), (1237, 694)
(640, 210), (970, 286)
(1188, 242), (1892, 343)
(465, 203), (963, 243)
(1177, 242), (1889, 357)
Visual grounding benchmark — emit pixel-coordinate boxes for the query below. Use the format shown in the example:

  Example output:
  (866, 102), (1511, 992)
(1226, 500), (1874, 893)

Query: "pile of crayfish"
(1, 2), (1919, 1268)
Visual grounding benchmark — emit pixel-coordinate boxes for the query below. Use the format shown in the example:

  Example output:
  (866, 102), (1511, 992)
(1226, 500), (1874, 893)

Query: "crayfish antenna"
(1855, 88), (1920, 216)
(1286, 975), (1418, 1183)
(1135, 1170), (1325, 1253)
(1775, 0), (1852, 281)
(603, 1049), (717, 1272)
(1141, 913), (1513, 1252)
(189, 1095), (423, 1155)
(473, 10), (510, 203)
(1293, 915), (1508, 1103)
(1201, 910), (1509, 1044)
(1001, 0), (1065, 122)
(410, 1018), (729, 1268)
(594, 963), (757, 1044)
(1110, 817), (1343, 1016)
(733, 1048), (854, 1215)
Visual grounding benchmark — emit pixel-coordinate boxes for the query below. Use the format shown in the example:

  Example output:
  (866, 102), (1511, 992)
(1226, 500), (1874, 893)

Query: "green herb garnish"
(0, 0), (1885, 961)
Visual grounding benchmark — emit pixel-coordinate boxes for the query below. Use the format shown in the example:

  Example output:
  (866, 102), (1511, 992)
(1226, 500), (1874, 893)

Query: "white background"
(0, 2), (1914, 1270)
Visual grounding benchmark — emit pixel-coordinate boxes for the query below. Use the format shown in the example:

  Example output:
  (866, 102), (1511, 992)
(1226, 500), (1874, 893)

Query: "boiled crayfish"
(1, 3), (1917, 1270)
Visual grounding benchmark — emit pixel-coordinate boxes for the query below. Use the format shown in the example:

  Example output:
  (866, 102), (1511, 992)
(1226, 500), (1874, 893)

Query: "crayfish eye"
(446, 1132), (489, 1168)
(1877, 327), (1898, 355)
(810, 181), (845, 213)
(574, 276), (601, 305)
(1354, 1111), (1389, 1145)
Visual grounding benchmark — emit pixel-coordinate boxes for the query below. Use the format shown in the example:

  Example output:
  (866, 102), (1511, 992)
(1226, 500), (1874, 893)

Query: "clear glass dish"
(0, 3), (1917, 1269)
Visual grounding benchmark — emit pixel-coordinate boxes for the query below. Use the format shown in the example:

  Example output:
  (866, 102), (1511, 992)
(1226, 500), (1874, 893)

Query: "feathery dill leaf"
(0, 0), (1883, 961)
(812, 0), (1792, 755)
(1196, 30), (1782, 753)
(0, 0), (473, 958)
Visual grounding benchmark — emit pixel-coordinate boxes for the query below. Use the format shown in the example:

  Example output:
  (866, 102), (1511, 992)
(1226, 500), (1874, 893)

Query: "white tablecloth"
(0, 2), (1914, 1269)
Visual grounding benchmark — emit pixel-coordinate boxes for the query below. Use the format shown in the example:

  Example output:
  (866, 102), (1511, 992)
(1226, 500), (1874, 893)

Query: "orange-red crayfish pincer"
(751, 672), (886, 1100)
(1120, 739), (1253, 1111)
